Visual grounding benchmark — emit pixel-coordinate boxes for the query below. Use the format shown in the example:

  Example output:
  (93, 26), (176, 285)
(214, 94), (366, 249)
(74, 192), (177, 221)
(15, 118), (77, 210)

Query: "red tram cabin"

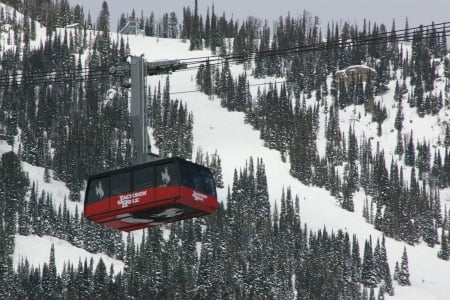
(84, 157), (218, 232)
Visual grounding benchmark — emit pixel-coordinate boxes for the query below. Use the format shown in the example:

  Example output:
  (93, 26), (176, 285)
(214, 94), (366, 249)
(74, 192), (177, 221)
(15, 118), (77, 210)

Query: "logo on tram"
(192, 190), (207, 202)
(117, 191), (147, 208)
(95, 182), (105, 198)
(161, 167), (171, 186)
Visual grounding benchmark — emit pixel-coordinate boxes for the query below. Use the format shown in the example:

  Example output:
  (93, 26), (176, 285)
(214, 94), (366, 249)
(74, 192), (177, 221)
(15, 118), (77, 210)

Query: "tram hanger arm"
(146, 59), (187, 76)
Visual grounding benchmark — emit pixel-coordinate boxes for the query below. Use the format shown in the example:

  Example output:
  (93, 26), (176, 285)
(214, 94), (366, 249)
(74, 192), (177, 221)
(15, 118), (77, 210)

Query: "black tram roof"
(87, 156), (211, 180)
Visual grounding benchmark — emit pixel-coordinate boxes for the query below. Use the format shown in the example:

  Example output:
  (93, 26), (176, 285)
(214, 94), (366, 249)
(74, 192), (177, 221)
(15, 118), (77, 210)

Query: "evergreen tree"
(397, 247), (411, 286)
(0, 151), (29, 253)
(395, 130), (404, 157)
(96, 1), (110, 32)
(41, 244), (59, 299)
(405, 131), (416, 166)
(361, 238), (377, 287)
(438, 215), (449, 260)
(92, 258), (108, 299)
(380, 236), (394, 295)
(189, 0), (203, 50)
(394, 97), (404, 132)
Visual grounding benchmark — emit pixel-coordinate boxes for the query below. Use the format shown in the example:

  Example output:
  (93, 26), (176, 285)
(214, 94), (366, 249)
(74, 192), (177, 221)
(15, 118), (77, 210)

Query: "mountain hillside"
(143, 35), (450, 300)
(1, 1), (450, 299)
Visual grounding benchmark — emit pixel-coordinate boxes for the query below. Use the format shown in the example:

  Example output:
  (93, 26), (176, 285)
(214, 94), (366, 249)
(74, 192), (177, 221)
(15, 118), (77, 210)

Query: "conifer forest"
(0, 0), (450, 299)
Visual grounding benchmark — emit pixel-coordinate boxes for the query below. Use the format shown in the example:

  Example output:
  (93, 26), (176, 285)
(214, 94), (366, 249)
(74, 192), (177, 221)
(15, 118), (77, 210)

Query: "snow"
(22, 161), (81, 212)
(2, 139), (125, 274)
(1, 9), (449, 298)
(0, 3), (48, 55)
(140, 37), (450, 299)
(14, 234), (124, 273)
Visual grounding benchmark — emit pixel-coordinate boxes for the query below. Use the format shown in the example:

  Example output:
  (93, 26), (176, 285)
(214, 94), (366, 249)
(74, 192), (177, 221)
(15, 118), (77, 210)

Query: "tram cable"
(0, 21), (448, 89)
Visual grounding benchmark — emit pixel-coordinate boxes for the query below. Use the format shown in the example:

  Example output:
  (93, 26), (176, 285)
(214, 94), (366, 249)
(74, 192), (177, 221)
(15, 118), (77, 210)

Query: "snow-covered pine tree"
(397, 247), (411, 286)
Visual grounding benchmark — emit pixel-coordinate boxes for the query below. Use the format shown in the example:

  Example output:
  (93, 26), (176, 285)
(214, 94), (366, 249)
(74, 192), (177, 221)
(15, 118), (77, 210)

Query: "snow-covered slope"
(15, 234), (124, 273)
(0, 138), (125, 273)
(0, 3), (48, 53)
(2, 21), (449, 298)
(135, 36), (450, 299)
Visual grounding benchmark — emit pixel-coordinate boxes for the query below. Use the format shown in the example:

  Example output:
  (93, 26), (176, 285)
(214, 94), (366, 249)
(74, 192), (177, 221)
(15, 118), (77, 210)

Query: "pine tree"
(189, 0), (203, 50)
(41, 244), (59, 299)
(203, 59), (212, 95)
(374, 203), (383, 231)
(438, 215), (449, 260)
(394, 97), (404, 131)
(395, 130), (404, 156)
(214, 153), (224, 188)
(92, 258), (108, 299)
(18, 200), (30, 236)
(361, 238), (377, 287)
(96, 1), (110, 32)
(405, 131), (416, 166)
(341, 173), (355, 211)
(255, 158), (270, 227)
(397, 247), (411, 286)
(393, 261), (400, 282)
(0, 151), (30, 252)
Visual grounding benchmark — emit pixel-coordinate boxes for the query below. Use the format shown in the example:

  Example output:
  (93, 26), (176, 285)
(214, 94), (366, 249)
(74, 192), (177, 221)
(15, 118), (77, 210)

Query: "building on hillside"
(335, 65), (376, 88)
(120, 21), (145, 36)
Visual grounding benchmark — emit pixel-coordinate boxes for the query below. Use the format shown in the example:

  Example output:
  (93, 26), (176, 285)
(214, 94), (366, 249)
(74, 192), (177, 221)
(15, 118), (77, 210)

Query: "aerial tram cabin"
(84, 56), (217, 231)
(84, 157), (218, 232)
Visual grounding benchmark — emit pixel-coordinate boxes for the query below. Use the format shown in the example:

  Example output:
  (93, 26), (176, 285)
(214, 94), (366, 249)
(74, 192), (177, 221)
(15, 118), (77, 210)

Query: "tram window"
(179, 162), (216, 195)
(203, 176), (216, 196)
(157, 163), (178, 187)
(134, 166), (155, 190)
(192, 175), (205, 191)
(111, 172), (131, 195)
(86, 177), (110, 204)
(179, 163), (195, 189)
